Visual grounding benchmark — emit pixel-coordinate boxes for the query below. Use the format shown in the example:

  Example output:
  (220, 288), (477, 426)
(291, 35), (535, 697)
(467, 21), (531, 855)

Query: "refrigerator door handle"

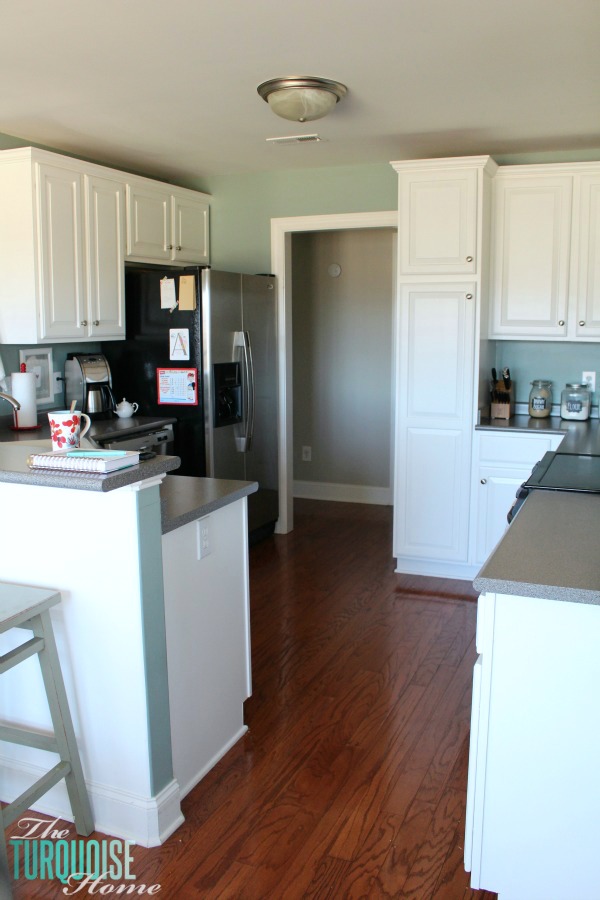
(234, 330), (255, 452)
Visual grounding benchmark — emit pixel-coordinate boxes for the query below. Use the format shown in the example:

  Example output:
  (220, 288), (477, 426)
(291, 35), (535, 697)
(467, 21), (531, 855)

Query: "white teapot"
(114, 398), (139, 419)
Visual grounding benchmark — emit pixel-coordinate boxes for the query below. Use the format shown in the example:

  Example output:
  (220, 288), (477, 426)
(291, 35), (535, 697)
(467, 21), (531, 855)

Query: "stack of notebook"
(27, 449), (141, 473)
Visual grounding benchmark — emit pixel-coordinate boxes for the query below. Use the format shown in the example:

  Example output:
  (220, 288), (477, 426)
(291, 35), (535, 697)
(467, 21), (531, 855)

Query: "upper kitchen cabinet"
(0, 147), (125, 344)
(0, 146), (211, 344)
(126, 180), (209, 266)
(489, 163), (600, 341)
(0, 147), (125, 343)
(393, 157), (497, 276)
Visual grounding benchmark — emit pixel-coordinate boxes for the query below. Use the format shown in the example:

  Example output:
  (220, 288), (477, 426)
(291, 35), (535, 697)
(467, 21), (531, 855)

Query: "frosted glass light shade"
(267, 87), (337, 122)
(258, 77), (347, 123)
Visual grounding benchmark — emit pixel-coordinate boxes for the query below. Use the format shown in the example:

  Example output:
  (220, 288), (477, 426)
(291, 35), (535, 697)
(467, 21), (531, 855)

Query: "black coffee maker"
(64, 354), (116, 420)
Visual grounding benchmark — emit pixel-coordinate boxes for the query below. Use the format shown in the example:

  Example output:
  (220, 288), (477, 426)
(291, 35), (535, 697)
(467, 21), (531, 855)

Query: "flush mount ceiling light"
(257, 76), (347, 123)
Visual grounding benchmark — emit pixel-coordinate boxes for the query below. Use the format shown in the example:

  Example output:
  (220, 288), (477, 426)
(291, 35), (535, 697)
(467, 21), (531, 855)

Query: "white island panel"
(0, 478), (182, 846)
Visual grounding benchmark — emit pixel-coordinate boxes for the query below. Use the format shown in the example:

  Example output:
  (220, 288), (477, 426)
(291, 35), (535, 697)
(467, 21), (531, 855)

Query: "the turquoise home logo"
(10, 816), (162, 895)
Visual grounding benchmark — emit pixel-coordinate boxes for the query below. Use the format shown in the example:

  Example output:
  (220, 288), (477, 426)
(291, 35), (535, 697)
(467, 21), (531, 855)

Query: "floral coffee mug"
(48, 411), (91, 451)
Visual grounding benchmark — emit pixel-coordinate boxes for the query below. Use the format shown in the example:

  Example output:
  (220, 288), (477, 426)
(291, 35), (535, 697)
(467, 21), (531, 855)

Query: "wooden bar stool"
(0, 583), (93, 899)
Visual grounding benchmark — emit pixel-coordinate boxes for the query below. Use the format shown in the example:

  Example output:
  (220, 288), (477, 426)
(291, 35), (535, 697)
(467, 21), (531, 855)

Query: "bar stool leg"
(0, 802), (11, 900)
(32, 611), (94, 836)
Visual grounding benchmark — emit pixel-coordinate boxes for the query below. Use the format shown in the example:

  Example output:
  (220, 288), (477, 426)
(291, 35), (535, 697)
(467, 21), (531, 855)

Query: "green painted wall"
(193, 164), (398, 273)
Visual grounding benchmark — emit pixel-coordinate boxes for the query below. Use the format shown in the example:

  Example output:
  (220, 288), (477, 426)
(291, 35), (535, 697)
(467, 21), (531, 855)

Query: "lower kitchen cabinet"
(465, 591), (600, 899)
(393, 282), (476, 575)
(472, 430), (563, 565)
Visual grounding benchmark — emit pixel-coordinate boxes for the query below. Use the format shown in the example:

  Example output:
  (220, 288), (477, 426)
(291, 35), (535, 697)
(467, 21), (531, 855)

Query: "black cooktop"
(525, 451), (600, 493)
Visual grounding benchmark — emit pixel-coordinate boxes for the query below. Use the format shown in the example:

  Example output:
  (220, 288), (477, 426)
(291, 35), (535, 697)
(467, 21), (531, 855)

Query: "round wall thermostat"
(327, 263), (342, 278)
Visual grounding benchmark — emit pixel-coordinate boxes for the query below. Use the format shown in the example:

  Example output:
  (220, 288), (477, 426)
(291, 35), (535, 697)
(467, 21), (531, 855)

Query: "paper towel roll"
(10, 371), (38, 428)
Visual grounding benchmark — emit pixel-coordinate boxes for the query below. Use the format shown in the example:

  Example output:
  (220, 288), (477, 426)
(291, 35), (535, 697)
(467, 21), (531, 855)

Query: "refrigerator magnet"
(156, 368), (198, 405)
(169, 328), (190, 360)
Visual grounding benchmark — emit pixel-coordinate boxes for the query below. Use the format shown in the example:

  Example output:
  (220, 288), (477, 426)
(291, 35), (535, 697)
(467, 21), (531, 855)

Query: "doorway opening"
(271, 210), (398, 533)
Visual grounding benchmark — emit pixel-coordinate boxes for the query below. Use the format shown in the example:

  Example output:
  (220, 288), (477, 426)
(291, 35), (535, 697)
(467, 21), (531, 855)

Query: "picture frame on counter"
(19, 347), (54, 403)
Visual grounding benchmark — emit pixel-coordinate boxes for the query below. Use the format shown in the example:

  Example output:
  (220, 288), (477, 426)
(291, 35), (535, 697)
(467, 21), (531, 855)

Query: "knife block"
(490, 381), (515, 419)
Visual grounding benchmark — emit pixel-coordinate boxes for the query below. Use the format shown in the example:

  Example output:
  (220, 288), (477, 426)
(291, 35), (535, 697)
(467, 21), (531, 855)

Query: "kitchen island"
(465, 482), (600, 898)
(0, 440), (257, 846)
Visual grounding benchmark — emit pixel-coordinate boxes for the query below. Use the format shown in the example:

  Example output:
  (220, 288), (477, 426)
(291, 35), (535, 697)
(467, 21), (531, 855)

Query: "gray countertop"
(0, 413), (176, 444)
(474, 490), (600, 605)
(0, 417), (258, 523)
(160, 474), (258, 534)
(0, 439), (181, 492)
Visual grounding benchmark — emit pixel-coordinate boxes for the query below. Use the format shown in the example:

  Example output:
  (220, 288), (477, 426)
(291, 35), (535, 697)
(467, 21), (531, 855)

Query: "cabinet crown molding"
(0, 146), (211, 200)
(390, 155), (498, 176)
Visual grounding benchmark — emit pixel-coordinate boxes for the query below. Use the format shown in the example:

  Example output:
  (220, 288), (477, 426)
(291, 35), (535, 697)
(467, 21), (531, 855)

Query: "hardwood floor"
(9, 499), (497, 899)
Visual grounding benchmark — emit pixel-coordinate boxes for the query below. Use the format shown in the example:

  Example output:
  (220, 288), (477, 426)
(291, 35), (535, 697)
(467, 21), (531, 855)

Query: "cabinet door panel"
(475, 467), (532, 565)
(403, 285), (475, 422)
(37, 164), (86, 340)
(395, 283), (475, 563)
(396, 426), (469, 559)
(577, 175), (600, 338)
(399, 169), (477, 274)
(86, 175), (125, 339)
(490, 176), (572, 337)
(173, 195), (209, 264)
(126, 184), (170, 261)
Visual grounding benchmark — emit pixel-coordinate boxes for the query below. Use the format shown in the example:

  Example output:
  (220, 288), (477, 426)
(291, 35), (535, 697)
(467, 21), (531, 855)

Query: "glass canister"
(560, 383), (591, 420)
(529, 380), (553, 418)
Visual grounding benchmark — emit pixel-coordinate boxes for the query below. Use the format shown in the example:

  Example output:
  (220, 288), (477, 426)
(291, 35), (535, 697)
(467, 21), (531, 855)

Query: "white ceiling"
(2, 0), (599, 182)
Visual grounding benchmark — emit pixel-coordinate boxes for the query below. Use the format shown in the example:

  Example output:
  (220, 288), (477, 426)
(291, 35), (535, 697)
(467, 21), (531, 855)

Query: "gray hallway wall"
(292, 228), (396, 503)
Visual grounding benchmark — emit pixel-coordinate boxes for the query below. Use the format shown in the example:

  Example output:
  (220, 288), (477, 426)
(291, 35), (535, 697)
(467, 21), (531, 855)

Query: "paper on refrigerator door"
(160, 277), (177, 309)
(170, 328), (190, 360)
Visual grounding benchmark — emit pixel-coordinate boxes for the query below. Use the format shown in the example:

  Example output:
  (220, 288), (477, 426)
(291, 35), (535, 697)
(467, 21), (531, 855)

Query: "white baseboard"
(0, 755), (184, 847)
(394, 556), (479, 581)
(293, 480), (392, 505)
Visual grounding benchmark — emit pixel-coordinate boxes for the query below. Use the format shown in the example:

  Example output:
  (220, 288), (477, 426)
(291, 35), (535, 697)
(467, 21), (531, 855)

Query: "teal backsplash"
(495, 342), (600, 405)
(0, 342), (101, 408)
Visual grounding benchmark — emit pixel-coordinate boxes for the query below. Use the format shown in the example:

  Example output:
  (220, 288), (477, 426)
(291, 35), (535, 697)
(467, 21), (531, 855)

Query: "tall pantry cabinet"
(391, 157), (497, 578)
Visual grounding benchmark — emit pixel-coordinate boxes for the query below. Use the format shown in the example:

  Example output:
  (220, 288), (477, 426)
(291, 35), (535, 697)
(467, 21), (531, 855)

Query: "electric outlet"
(196, 516), (211, 559)
(582, 371), (596, 393)
(302, 445), (312, 462)
(52, 371), (64, 396)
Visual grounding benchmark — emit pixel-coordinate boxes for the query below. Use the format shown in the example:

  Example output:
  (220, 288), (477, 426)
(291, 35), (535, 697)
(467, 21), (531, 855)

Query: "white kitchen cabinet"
(0, 145), (210, 344)
(126, 181), (209, 266)
(393, 283), (475, 567)
(0, 147), (126, 343)
(466, 591), (600, 899)
(396, 159), (482, 275)
(472, 430), (564, 565)
(391, 155), (496, 579)
(490, 163), (600, 341)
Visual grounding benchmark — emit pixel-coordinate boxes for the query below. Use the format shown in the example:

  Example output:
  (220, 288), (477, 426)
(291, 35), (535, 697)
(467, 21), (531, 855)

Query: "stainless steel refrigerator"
(101, 267), (279, 538)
